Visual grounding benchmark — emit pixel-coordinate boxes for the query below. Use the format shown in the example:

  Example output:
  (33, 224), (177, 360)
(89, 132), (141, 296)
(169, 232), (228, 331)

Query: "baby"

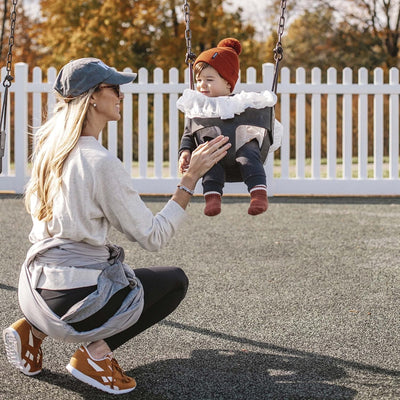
(178, 38), (281, 216)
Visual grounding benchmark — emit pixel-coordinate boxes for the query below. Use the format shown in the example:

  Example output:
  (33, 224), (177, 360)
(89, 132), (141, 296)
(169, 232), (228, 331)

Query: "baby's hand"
(179, 150), (192, 174)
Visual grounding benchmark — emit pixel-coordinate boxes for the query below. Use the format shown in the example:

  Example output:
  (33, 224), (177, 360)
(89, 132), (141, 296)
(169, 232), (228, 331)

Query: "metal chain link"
(0, 0), (9, 59)
(3, 0), (17, 87)
(272, 0), (287, 94)
(1, 0), (18, 172)
(183, 0), (196, 89)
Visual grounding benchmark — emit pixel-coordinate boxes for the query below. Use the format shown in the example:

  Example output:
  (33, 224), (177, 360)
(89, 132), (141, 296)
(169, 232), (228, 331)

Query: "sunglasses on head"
(96, 84), (121, 97)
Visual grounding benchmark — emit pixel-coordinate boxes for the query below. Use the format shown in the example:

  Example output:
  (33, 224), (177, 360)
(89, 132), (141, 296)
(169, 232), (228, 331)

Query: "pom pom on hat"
(217, 38), (242, 56)
(194, 38), (242, 92)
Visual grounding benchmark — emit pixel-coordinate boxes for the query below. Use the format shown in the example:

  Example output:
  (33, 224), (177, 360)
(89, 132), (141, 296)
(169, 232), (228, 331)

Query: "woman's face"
(196, 66), (231, 97)
(92, 84), (123, 122)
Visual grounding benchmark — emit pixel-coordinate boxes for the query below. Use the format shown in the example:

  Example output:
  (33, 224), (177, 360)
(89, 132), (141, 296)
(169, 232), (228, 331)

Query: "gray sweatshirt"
(19, 136), (186, 341)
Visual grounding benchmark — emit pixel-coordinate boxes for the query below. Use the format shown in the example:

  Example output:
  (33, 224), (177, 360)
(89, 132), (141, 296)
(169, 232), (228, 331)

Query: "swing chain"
(3, 0), (17, 88)
(272, 0), (286, 94)
(0, 0), (18, 171)
(183, 0), (196, 89)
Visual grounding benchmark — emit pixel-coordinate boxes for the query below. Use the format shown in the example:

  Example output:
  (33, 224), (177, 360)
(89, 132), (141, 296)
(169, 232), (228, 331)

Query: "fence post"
(296, 67), (306, 178)
(169, 68), (179, 178)
(32, 67), (43, 150)
(311, 67), (321, 178)
(327, 67), (337, 179)
(47, 67), (57, 119)
(14, 62), (29, 193)
(261, 63), (275, 193)
(342, 68), (353, 179)
(122, 68), (134, 173)
(389, 68), (399, 179)
(373, 68), (384, 179)
(358, 68), (368, 179)
(154, 68), (164, 178)
(262, 63), (274, 90)
(280, 67), (290, 179)
(138, 68), (148, 178)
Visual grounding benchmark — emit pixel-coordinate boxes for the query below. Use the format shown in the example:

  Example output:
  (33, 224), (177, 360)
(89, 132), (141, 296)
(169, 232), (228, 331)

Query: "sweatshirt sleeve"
(179, 118), (197, 155)
(94, 154), (186, 252)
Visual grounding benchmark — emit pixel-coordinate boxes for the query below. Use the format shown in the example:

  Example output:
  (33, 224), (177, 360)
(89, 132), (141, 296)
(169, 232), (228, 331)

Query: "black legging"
(37, 266), (189, 351)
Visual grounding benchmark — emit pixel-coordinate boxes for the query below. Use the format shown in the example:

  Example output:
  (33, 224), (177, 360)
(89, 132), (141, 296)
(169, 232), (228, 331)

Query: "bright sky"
(225, 1), (273, 39)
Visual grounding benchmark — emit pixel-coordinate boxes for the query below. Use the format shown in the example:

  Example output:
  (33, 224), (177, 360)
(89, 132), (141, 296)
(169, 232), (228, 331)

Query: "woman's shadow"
(33, 347), (357, 400)
(127, 348), (357, 400)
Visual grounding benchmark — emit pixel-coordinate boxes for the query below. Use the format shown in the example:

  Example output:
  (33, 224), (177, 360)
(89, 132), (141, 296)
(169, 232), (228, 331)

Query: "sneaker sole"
(66, 363), (136, 395)
(3, 327), (41, 376)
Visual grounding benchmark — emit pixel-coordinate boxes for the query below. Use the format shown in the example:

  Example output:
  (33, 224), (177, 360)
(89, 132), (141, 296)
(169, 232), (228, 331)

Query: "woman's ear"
(89, 93), (98, 107)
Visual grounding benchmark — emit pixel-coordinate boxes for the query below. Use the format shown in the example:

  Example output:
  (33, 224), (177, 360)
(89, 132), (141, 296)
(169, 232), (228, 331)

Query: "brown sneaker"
(3, 318), (43, 376)
(66, 346), (136, 394)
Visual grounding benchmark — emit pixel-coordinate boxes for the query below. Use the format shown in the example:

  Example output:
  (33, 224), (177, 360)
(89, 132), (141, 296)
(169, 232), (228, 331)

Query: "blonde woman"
(3, 58), (230, 395)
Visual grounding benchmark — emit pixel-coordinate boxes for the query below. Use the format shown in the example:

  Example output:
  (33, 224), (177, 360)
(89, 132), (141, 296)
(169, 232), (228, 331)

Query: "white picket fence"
(0, 62), (399, 195)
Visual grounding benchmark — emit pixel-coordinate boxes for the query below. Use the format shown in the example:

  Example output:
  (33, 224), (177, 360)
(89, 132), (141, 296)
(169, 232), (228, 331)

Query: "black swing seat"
(190, 106), (275, 182)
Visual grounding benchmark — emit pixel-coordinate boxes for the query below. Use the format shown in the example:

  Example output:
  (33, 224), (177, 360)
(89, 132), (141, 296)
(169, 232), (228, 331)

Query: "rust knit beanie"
(194, 38), (242, 92)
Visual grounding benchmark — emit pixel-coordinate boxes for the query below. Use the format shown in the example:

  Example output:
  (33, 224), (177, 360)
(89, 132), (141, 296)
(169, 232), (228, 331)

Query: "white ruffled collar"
(176, 89), (277, 120)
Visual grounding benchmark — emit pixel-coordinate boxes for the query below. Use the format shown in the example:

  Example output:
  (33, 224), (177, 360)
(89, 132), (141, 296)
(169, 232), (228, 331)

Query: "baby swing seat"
(178, 89), (280, 182)
(190, 106), (274, 182)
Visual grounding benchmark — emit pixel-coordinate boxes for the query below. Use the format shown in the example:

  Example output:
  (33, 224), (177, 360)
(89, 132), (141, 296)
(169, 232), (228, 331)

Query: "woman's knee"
(173, 267), (189, 295)
(135, 266), (189, 295)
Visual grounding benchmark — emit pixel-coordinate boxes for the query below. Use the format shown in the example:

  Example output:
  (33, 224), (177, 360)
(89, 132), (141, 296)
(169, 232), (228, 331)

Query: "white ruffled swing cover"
(177, 89), (283, 155)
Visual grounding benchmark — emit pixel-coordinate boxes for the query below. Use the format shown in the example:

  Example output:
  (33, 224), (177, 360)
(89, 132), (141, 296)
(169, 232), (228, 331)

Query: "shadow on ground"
(130, 348), (358, 400)
(26, 346), (357, 400)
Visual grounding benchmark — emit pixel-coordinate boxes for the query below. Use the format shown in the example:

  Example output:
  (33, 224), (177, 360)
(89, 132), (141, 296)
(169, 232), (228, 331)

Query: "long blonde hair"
(25, 89), (95, 221)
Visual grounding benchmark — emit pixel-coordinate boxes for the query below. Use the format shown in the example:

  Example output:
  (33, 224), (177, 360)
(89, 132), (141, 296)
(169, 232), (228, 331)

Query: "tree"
(273, 4), (384, 73)
(28, 0), (259, 75)
(0, 1), (38, 70)
(31, 0), (164, 71)
(180, 0), (259, 69)
(306, 0), (400, 68)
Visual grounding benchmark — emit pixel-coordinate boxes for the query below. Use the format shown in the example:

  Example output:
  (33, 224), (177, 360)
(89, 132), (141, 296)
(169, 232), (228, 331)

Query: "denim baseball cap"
(53, 57), (137, 98)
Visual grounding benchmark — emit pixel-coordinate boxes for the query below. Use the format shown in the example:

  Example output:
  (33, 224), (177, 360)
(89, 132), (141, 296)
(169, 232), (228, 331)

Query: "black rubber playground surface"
(0, 194), (399, 400)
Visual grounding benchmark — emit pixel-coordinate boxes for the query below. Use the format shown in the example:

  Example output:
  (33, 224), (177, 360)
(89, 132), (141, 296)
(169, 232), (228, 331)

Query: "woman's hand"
(173, 136), (230, 210)
(185, 136), (231, 181)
